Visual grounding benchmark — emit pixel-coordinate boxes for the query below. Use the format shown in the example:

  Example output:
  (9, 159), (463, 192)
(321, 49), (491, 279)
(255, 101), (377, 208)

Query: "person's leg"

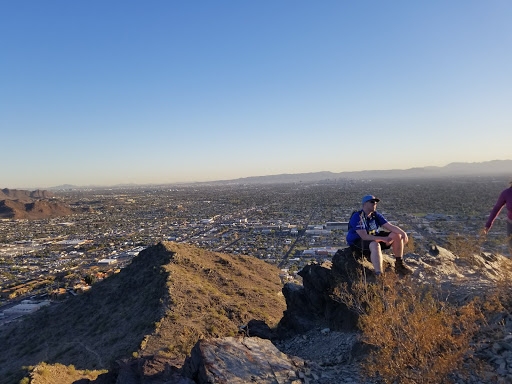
(369, 241), (383, 274)
(388, 232), (404, 258)
(385, 232), (412, 274)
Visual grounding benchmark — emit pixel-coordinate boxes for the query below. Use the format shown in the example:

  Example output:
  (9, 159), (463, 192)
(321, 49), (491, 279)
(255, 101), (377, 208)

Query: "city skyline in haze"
(1, 1), (511, 188)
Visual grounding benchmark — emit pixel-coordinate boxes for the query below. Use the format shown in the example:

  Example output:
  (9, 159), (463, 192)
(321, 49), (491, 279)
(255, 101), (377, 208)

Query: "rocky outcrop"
(278, 247), (365, 336)
(182, 337), (307, 384)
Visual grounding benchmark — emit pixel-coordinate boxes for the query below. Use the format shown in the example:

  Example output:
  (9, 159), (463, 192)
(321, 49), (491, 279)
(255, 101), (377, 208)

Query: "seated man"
(346, 195), (412, 276)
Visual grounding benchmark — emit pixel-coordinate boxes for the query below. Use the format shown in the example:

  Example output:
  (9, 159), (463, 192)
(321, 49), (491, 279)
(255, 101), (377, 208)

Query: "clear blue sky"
(1, 1), (511, 188)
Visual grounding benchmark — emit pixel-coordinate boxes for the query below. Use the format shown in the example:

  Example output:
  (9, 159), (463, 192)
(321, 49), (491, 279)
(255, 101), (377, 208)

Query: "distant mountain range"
(206, 159), (512, 185)
(43, 159), (512, 190)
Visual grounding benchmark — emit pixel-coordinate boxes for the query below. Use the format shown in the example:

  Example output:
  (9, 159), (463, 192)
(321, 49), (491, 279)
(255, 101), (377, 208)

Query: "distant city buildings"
(0, 179), (506, 324)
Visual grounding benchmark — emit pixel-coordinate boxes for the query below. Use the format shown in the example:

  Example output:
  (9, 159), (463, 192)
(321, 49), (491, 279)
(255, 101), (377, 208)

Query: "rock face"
(182, 337), (306, 384)
(278, 247), (364, 336)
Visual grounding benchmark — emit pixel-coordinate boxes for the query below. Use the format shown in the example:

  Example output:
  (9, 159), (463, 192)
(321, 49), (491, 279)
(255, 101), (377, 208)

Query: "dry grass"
(446, 232), (485, 266)
(334, 272), (484, 384)
(25, 362), (107, 384)
(404, 232), (418, 254)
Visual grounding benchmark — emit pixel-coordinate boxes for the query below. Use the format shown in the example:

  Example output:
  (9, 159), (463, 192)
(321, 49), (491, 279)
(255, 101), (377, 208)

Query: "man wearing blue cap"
(346, 195), (412, 276)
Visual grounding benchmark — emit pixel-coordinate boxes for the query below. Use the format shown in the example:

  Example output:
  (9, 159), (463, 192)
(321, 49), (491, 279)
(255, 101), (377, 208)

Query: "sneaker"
(395, 258), (413, 275)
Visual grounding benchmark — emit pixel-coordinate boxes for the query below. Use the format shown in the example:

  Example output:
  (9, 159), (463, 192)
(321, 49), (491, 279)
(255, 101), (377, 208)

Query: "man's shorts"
(351, 231), (391, 257)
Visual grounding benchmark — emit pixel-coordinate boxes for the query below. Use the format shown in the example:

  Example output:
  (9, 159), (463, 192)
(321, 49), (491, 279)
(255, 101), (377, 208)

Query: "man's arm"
(381, 222), (409, 244)
(355, 229), (391, 242)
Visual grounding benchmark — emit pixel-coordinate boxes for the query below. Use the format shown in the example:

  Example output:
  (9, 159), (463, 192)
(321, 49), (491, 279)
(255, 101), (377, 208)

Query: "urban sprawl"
(1, 178), (509, 325)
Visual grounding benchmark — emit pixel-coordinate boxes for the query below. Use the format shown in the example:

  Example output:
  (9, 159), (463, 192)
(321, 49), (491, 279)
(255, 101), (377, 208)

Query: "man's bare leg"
(369, 242), (383, 274)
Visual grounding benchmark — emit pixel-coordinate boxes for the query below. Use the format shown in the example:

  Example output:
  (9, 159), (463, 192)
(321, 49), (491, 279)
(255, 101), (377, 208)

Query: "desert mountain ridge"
(5, 240), (512, 383)
(0, 188), (78, 220)
(210, 159), (512, 185)
(43, 159), (512, 190)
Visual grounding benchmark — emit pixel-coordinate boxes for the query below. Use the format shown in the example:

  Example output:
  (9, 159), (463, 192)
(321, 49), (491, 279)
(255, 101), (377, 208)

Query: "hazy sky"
(1, 1), (511, 188)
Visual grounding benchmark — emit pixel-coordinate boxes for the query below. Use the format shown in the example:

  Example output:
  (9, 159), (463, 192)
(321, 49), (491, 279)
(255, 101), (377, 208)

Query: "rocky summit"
(10, 242), (512, 384)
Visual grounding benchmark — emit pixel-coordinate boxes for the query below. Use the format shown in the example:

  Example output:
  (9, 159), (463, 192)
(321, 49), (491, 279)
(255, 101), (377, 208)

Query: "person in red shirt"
(483, 181), (512, 256)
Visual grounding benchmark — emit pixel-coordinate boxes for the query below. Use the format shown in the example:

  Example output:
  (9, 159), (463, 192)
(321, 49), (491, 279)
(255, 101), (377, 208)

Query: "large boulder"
(278, 248), (367, 336)
(182, 337), (305, 384)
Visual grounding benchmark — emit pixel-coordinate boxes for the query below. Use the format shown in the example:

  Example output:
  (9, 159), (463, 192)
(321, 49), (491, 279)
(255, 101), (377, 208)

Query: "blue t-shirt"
(346, 210), (388, 245)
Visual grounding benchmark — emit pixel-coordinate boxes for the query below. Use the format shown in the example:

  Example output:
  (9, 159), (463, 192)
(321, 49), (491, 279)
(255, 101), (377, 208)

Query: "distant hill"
(42, 160), (511, 190)
(0, 188), (75, 220)
(0, 188), (55, 201)
(0, 199), (74, 220)
(206, 159), (512, 185)
(0, 242), (286, 384)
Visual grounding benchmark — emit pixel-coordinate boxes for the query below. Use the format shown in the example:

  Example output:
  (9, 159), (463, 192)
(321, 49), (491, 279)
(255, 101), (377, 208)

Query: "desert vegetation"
(333, 265), (511, 384)
(21, 362), (108, 384)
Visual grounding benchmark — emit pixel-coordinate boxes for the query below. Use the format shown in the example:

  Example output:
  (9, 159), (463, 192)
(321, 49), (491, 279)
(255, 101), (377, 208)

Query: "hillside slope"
(0, 199), (74, 219)
(140, 242), (286, 359)
(0, 187), (75, 219)
(0, 242), (285, 384)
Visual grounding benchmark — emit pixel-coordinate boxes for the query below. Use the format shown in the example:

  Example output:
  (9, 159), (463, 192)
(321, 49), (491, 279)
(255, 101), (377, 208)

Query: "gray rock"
(182, 336), (304, 384)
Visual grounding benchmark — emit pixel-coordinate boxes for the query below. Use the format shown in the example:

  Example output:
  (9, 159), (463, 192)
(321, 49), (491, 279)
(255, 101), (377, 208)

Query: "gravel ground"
(274, 328), (374, 384)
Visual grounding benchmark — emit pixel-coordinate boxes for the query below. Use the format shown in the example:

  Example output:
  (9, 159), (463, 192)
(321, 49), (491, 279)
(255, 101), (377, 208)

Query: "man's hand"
(376, 236), (393, 245)
(401, 231), (409, 245)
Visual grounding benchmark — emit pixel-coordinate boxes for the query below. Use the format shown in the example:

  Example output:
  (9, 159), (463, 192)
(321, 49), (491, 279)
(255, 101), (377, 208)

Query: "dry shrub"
(404, 233), (418, 254)
(446, 233), (484, 266)
(493, 258), (512, 311)
(334, 272), (483, 384)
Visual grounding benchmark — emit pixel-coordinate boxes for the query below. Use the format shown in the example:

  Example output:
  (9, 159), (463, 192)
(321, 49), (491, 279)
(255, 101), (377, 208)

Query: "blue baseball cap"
(362, 195), (380, 204)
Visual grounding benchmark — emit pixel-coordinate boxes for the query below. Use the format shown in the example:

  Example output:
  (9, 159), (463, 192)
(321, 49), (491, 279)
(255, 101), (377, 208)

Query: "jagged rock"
(182, 336), (305, 384)
(331, 247), (370, 279)
(298, 263), (334, 314)
(278, 282), (323, 335)
(278, 248), (364, 336)
(247, 319), (273, 339)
